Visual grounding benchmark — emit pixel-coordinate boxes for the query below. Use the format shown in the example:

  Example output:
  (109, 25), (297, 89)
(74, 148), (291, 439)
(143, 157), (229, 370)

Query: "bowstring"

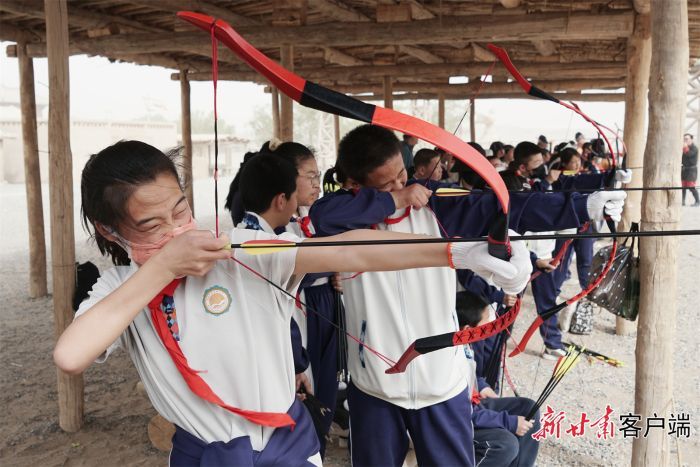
(210, 23), (220, 238)
(223, 254), (398, 368)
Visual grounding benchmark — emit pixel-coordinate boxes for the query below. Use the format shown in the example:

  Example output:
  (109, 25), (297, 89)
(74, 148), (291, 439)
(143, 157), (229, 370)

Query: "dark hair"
(455, 291), (490, 328)
(553, 142), (568, 154)
(513, 141), (542, 168)
(575, 132), (584, 139)
(413, 148), (440, 169)
(500, 169), (528, 191)
(338, 124), (401, 184)
(449, 143), (487, 188)
(591, 138), (607, 156)
(503, 144), (514, 152)
(490, 141), (505, 155)
(323, 166), (344, 193)
(239, 154), (297, 215)
(265, 141), (314, 168)
(81, 140), (183, 266)
(582, 142), (593, 151)
(559, 148), (581, 167)
(685, 133), (694, 140)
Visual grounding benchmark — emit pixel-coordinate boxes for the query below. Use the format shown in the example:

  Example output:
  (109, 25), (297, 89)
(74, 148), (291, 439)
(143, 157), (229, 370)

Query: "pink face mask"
(116, 219), (197, 265)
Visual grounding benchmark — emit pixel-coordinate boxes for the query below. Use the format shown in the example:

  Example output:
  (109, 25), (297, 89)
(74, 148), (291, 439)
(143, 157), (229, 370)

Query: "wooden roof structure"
(1, 0), (698, 102)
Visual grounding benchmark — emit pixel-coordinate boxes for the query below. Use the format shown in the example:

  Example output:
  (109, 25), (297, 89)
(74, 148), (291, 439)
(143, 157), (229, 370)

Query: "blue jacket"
(310, 180), (591, 238)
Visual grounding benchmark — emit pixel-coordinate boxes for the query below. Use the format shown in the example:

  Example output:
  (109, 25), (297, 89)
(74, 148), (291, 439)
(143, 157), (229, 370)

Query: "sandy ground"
(1, 179), (698, 466)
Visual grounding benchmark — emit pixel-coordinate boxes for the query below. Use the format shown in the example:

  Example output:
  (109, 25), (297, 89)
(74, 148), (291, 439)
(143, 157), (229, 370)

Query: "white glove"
(614, 169), (633, 184)
(489, 233), (533, 295)
(449, 231), (532, 295)
(586, 191), (627, 223)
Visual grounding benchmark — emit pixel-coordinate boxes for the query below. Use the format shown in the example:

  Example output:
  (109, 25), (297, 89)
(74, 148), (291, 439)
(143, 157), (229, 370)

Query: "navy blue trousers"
(347, 383), (474, 467)
(169, 400), (320, 466)
(303, 281), (339, 456)
(554, 229), (594, 292)
(474, 397), (541, 467)
(530, 270), (563, 350)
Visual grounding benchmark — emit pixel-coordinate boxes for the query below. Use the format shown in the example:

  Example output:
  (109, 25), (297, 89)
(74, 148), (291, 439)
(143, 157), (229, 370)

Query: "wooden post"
(383, 76), (393, 110)
(438, 92), (445, 129)
(18, 41), (47, 298)
(469, 98), (476, 141)
(44, 0), (83, 433)
(632, 0), (688, 465)
(280, 45), (294, 141)
(271, 87), (281, 139)
(333, 114), (340, 153)
(617, 13), (651, 336)
(179, 71), (194, 213)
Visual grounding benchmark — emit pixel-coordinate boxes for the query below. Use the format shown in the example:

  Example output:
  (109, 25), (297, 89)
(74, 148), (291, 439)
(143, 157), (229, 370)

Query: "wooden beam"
(633, 0), (651, 15)
(175, 62), (627, 83)
(271, 87), (281, 140)
(11, 11), (635, 55)
(472, 43), (494, 62)
(399, 45), (444, 64)
(618, 13), (651, 336)
(308, 0), (370, 22)
(438, 92), (445, 129)
(179, 71), (194, 213)
(0, 0), (162, 33)
(357, 92), (626, 102)
(323, 47), (367, 66)
(44, 0), (83, 433)
(469, 98), (476, 141)
(384, 76), (393, 110)
(280, 45), (294, 141)
(129, 0), (359, 66)
(127, 0), (258, 27)
(532, 40), (557, 57)
(499, 0), (521, 8)
(376, 3), (412, 23)
(323, 78), (625, 95)
(407, 0), (435, 20)
(632, 0), (687, 463)
(18, 41), (47, 299)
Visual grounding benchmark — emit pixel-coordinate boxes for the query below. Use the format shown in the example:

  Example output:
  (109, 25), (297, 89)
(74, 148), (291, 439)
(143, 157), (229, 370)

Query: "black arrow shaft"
(231, 229), (700, 250)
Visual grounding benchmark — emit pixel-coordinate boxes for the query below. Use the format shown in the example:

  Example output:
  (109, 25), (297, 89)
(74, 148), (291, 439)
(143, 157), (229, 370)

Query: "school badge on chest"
(202, 285), (232, 316)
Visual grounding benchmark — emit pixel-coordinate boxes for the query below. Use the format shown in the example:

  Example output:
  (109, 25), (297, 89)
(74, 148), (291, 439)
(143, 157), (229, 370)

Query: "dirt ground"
(1, 205), (698, 467)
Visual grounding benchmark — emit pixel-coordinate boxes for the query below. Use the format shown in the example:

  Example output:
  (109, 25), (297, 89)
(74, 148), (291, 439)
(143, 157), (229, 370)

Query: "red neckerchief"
(297, 216), (313, 238)
(148, 279), (296, 429)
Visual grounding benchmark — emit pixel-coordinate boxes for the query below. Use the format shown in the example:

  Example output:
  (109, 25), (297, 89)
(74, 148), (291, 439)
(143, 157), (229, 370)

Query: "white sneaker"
(542, 347), (567, 360)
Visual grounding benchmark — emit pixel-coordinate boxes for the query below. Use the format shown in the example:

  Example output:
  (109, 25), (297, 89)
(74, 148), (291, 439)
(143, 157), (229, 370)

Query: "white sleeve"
(74, 267), (129, 363)
(230, 229), (304, 299)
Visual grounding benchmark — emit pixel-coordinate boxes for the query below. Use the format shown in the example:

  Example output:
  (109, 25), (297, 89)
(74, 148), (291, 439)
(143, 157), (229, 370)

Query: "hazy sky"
(0, 41), (628, 147)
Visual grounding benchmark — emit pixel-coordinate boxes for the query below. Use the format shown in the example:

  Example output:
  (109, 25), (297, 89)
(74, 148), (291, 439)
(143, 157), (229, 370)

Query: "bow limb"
(179, 11), (510, 216)
(487, 43), (622, 357)
(387, 299), (521, 374)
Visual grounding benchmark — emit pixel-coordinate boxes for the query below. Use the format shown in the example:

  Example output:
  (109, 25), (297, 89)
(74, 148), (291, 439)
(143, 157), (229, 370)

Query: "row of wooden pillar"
(18, 2), (688, 465)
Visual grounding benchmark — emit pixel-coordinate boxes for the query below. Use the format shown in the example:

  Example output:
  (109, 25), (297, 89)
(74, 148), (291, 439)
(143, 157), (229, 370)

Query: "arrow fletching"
(236, 239), (297, 255)
(435, 187), (472, 197)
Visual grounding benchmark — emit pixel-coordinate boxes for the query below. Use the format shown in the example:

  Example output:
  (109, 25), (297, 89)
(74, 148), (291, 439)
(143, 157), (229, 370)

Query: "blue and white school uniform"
(76, 227), (321, 466)
(310, 183), (592, 466)
(285, 209), (340, 457)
